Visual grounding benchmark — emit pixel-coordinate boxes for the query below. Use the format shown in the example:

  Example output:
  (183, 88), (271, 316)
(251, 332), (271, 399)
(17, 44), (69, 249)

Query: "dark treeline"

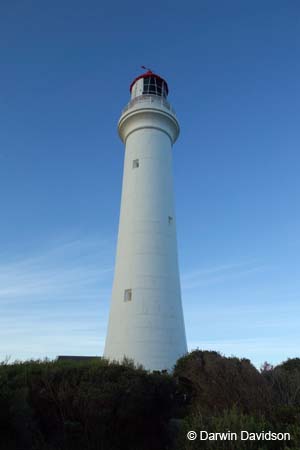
(1, 351), (300, 450)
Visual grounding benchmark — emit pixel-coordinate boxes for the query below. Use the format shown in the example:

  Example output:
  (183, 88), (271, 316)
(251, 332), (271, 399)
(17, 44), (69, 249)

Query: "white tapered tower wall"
(104, 73), (187, 370)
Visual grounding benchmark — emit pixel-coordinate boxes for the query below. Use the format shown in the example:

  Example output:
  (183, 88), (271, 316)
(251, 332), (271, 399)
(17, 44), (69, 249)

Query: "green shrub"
(174, 350), (272, 414)
(1, 353), (300, 450)
(0, 358), (180, 450)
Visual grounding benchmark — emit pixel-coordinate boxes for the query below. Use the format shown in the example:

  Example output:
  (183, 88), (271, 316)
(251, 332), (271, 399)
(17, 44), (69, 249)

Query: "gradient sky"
(1, 0), (300, 368)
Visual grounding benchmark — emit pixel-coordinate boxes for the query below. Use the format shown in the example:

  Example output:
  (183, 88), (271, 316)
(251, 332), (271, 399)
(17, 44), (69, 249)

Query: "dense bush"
(176, 406), (300, 450)
(173, 350), (272, 414)
(174, 352), (300, 449)
(262, 358), (300, 408)
(0, 358), (182, 450)
(1, 352), (300, 450)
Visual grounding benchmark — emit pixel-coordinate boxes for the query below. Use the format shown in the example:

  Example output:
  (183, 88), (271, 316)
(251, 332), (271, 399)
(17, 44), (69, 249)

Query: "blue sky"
(1, 0), (299, 368)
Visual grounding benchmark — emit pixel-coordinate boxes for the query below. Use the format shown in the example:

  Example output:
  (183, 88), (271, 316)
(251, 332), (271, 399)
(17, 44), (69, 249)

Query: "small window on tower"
(133, 159), (139, 169)
(124, 289), (132, 302)
(168, 216), (173, 225)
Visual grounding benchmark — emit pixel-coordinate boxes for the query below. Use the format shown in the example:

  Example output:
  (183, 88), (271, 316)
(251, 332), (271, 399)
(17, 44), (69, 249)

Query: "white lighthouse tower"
(104, 69), (187, 371)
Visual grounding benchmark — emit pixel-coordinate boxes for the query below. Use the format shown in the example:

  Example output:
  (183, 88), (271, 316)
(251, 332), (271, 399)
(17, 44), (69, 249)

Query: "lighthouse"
(104, 69), (187, 371)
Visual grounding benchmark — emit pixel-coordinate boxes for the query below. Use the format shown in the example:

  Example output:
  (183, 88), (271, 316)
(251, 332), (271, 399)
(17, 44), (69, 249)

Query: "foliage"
(0, 358), (180, 450)
(174, 350), (272, 414)
(176, 406), (300, 450)
(262, 358), (300, 408)
(0, 352), (299, 450)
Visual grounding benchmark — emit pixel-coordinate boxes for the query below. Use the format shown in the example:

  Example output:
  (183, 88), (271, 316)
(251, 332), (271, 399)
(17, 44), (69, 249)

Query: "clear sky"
(1, 0), (299, 368)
